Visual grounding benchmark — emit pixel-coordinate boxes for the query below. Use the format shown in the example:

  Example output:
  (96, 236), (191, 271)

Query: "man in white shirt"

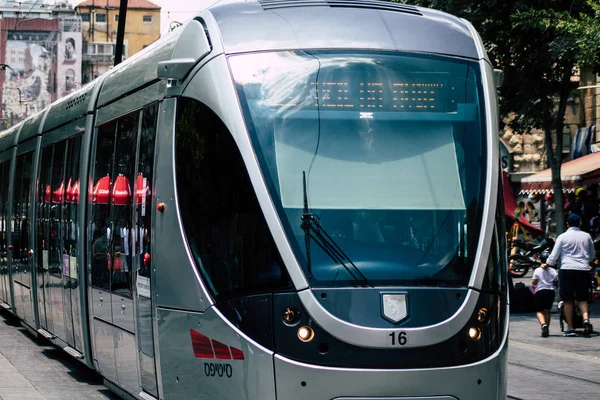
(547, 213), (596, 336)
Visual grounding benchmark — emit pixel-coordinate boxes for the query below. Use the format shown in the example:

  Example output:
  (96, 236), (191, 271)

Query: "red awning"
(112, 174), (131, 206)
(66, 179), (73, 203)
(93, 175), (111, 204)
(503, 171), (544, 233)
(503, 171), (517, 217)
(135, 173), (150, 205)
(66, 178), (80, 203)
(71, 179), (80, 203)
(520, 152), (600, 194)
(52, 181), (65, 203)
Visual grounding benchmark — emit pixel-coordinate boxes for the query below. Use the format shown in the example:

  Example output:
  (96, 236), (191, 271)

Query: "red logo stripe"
(190, 329), (214, 359)
(230, 346), (245, 360)
(211, 339), (232, 360)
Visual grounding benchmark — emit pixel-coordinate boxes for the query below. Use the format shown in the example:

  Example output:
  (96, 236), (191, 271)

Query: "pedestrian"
(546, 213), (596, 336)
(531, 249), (557, 337)
(526, 201), (539, 223)
(514, 201), (526, 220)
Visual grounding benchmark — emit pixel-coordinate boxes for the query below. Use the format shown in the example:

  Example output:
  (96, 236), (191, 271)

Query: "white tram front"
(0, 1), (507, 399)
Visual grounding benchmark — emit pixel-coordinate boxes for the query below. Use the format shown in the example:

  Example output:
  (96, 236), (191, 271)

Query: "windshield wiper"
(300, 171), (372, 287)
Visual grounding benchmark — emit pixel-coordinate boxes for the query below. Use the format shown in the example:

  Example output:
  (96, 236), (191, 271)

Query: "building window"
(143, 15), (153, 23)
(96, 13), (107, 23)
(114, 14), (119, 22)
(87, 43), (114, 55)
(81, 13), (90, 22)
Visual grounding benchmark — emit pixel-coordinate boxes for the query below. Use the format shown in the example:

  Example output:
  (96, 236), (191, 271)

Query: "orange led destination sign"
(270, 78), (450, 112)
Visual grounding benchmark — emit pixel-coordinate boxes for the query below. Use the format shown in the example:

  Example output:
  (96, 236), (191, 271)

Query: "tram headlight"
(297, 326), (315, 342)
(282, 307), (301, 325)
(468, 326), (482, 341)
(477, 307), (489, 324)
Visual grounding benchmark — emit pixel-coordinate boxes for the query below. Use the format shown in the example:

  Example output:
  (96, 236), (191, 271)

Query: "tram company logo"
(381, 293), (409, 324)
(190, 329), (245, 360)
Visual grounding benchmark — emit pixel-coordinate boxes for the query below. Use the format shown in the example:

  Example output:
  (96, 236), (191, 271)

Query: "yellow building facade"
(76, 0), (160, 82)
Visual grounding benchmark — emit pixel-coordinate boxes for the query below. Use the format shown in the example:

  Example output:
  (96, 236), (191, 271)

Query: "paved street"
(1, 278), (600, 400)
(508, 270), (600, 399)
(0, 310), (117, 400)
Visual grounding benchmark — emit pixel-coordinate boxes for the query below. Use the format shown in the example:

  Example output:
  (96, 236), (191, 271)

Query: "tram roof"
(209, 0), (480, 59)
(0, 123), (20, 154)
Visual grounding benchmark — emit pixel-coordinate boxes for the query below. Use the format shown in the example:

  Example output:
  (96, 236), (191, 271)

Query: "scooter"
(508, 237), (555, 277)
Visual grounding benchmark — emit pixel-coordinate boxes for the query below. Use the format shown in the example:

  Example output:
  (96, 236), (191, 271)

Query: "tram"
(0, 0), (508, 399)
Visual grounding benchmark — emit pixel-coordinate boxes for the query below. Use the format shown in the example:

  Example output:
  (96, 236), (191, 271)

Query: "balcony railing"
(82, 54), (113, 63)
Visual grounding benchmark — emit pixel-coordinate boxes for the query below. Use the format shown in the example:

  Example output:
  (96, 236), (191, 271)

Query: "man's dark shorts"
(559, 269), (591, 302)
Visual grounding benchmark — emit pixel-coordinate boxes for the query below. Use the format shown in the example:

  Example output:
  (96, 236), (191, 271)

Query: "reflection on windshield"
(231, 50), (486, 287)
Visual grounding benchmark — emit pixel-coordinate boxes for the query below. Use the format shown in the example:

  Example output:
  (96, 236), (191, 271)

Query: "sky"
(65, 0), (216, 35)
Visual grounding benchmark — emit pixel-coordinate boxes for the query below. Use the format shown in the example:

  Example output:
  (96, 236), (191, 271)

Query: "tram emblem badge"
(381, 293), (408, 324)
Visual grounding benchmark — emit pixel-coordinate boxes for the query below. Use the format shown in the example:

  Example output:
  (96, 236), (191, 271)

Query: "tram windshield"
(230, 51), (487, 287)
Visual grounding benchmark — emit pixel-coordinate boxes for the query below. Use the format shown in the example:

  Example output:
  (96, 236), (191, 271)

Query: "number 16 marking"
(388, 331), (407, 346)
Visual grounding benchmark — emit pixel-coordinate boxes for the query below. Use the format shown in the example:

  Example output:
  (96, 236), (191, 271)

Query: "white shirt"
(532, 266), (557, 291)
(547, 227), (595, 271)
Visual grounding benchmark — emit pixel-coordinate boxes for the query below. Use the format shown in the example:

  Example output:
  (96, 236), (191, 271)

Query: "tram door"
(38, 143), (70, 341)
(0, 160), (10, 307)
(36, 137), (83, 351)
(134, 103), (159, 398)
(36, 146), (54, 333)
(90, 103), (158, 398)
(11, 150), (35, 326)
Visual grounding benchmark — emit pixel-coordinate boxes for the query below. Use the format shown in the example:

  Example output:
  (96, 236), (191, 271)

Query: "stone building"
(0, 2), (82, 127)
(75, 0), (161, 83)
(504, 68), (600, 185)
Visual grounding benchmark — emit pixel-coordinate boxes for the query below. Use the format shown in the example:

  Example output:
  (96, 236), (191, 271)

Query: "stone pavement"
(508, 271), (600, 399)
(0, 309), (119, 400)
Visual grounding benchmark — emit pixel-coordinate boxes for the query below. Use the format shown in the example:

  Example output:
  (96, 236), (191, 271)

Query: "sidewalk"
(0, 310), (118, 400)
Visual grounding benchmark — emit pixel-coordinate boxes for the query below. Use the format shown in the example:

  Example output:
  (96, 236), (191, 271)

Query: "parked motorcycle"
(508, 237), (555, 278)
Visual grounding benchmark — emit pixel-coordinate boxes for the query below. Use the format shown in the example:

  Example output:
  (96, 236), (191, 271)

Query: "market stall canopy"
(52, 182), (65, 203)
(71, 180), (80, 203)
(66, 179), (73, 203)
(112, 174), (131, 206)
(520, 152), (600, 194)
(93, 175), (111, 204)
(503, 171), (517, 217)
(66, 179), (80, 203)
(135, 173), (150, 205)
(503, 171), (544, 233)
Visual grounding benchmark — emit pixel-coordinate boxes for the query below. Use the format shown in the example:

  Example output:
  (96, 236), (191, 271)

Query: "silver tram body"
(0, 1), (508, 399)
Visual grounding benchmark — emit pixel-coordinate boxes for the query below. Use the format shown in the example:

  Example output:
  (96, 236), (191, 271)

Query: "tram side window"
(13, 152), (33, 270)
(49, 143), (67, 275)
(0, 162), (8, 264)
(64, 136), (82, 277)
(90, 114), (139, 296)
(175, 98), (292, 300)
(137, 103), (158, 279)
(12, 156), (23, 268)
(111, 113), (139, 296)
(37, 147), (54, 272)
(91, 122), (116, 290)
